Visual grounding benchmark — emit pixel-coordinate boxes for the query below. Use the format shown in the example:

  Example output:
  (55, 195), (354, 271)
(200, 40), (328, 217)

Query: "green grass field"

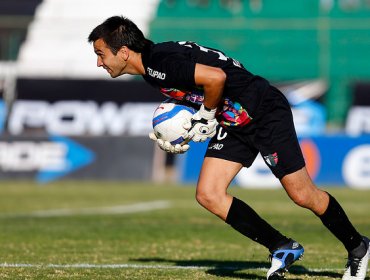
(0, 181), (369, 279)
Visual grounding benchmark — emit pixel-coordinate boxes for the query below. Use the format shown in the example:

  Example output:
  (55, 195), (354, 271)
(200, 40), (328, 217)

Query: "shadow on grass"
(131, 258), (344, 279)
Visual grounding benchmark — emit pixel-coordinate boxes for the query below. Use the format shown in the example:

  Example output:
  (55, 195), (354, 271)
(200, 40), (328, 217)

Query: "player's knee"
(195, 188), (220, 209)
(195, 189), (210, 208)
(290, 193), (308, 208)
(289, 189), (317, 209)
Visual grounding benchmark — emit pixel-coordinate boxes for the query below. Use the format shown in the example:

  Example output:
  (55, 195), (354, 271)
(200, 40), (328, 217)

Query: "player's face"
(93, 38), (127, 78)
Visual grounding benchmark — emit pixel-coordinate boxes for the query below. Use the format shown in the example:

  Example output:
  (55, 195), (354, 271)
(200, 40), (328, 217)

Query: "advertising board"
(178, 136), (370, 189)
(8, 79), (164, 137)
(0, 135), (155, 183)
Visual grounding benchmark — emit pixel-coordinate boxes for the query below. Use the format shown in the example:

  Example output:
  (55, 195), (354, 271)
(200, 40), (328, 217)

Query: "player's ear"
(119, 46), (129, 61)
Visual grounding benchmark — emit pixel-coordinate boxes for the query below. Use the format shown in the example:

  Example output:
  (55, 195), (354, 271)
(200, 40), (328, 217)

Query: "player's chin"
(105, 68), (117, 78)
(109, 72), (119, 78)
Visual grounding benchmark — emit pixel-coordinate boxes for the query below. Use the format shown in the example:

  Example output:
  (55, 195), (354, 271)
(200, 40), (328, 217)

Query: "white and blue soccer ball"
(152, 100), (196, 145)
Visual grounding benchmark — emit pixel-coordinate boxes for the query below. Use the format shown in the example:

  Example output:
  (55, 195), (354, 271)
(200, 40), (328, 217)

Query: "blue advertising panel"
(177, 140), (209, 183)
(177, 135), (370, 189)
(0, 98), (6, 133)
(300, 136), (370, 189)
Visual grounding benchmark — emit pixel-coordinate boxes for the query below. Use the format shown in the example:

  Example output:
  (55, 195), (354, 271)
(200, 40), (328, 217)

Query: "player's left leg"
(198, 155), (291, 250)
(280, 167), (369, 280)
(196, 156), (304, 280)
(195, 156), (241, 220)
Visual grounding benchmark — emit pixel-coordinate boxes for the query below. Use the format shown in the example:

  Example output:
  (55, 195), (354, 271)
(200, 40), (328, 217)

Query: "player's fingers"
(181, 144), (190, 153)
(149, 132), (157, 141)
(198, 137), (206, 142)
(156, 138), (166, 151)
(163, 141), (173, 152)
(186, 129), (195, 140)
(174, 144), (188, 154)
(209, 130), (216, 138)
(192, 134), (201, 142)
(169, 146), (176, 153)
(173, 144), (181, 153)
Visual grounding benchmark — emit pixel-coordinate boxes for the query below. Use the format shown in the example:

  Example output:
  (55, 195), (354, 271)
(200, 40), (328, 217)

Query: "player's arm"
(186, 63), (225, 142)
(194, 63), (226, 110)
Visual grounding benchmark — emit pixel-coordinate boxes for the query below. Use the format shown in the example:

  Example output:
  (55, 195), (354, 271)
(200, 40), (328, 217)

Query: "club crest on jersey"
(263, 152), (278, 167)
(147, 67), (166, 80)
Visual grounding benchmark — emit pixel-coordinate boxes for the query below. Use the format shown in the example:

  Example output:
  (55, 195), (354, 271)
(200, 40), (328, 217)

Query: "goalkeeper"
(88, 16), (369, 280)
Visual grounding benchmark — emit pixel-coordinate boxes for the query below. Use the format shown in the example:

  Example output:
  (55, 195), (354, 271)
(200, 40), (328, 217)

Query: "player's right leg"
(280, 168), (369, 279)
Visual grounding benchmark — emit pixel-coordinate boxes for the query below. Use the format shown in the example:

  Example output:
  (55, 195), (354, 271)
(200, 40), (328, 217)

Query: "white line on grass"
(0, 263), (210, 270)
(0, 262), (358, 273)
(0, 200), (171, 218)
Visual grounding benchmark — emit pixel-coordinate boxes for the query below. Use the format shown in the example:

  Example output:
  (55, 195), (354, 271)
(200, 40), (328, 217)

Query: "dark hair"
(88, 16), (153, 54)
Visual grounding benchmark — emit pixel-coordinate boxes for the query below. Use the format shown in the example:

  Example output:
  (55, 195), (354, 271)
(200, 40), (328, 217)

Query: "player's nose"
(97, 57), (103, 67)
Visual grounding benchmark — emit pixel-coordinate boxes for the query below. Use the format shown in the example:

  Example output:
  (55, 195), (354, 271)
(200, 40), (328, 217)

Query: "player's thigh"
(206, 126), (259, 168)
(197, 156), (243, 194)
(201, 125), (257, 193)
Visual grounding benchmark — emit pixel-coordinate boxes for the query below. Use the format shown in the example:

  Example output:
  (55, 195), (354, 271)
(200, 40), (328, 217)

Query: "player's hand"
(186, 104), (218, 142)
(149, 132), (190, 154)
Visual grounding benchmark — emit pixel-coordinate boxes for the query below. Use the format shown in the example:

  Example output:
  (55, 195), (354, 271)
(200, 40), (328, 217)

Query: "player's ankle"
(349, 238), (368, 259)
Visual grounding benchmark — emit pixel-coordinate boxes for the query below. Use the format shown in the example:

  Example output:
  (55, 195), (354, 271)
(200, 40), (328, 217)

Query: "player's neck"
(127, 52), (145, 75)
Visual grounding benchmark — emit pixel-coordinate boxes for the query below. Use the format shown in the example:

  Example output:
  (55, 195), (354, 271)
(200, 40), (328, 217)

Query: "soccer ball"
(152, 100), (196, 145)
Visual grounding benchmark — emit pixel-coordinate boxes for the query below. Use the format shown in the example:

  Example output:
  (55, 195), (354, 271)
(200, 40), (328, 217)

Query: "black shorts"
(205, 87), (305, 179)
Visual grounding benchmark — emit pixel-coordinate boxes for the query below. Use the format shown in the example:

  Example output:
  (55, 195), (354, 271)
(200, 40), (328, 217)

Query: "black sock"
(225, 197), (290, 252)
(319, 193), (363, 253)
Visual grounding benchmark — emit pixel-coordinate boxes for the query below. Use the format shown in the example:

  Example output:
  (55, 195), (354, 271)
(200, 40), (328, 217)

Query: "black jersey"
(141, 41), (270, 127)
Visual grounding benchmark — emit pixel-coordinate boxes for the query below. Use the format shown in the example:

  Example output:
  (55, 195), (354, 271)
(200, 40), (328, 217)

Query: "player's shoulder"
(152, 41), (180, 53)
(149, 41), (189, 63)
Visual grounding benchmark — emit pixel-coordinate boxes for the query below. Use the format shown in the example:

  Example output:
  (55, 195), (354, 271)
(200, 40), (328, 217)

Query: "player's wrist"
(199, 104), (216, 120)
